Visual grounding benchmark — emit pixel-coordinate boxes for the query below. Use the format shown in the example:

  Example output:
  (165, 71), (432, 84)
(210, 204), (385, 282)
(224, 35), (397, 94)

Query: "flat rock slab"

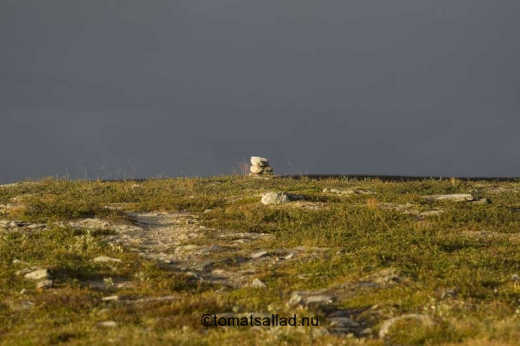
(425, 194), (475, 202)
(323, 188), (374, 195)
(288, 292), (335, 307)
(250, 250), (269, 259)
(94, 256), (122, 263)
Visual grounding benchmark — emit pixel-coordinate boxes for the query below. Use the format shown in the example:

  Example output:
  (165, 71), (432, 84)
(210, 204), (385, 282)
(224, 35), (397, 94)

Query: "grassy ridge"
(1, 177), (520, 345)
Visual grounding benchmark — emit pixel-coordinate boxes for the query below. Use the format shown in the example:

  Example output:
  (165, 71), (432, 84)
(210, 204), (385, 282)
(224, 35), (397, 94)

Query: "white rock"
(305, 295), (334, 305)
(36, 279), (53, 290)
(250, 156), (269, 167)
(96, 321), (118, 328)
(251, 250), (268, 259)
(261, 192), (291, 205)
(251, 278), (267, 288)
(102, 295), (120, 301)
(93, 256), (122, 263)
(20, 289), (27, 295)
(427, 194), (474, 202)
(419, 210), (445, 217)
(25, 269), (51, 281)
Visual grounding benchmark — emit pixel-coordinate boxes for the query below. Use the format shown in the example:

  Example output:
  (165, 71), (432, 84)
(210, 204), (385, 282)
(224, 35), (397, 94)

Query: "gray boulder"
(261, 192), (291, 205)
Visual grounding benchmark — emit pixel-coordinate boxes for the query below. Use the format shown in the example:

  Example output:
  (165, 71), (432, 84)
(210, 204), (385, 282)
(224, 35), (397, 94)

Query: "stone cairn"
(249, 156), (274, 177)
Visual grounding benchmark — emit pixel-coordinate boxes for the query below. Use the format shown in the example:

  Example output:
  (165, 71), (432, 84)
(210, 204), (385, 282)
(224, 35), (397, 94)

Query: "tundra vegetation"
(1, 176), (520, 345)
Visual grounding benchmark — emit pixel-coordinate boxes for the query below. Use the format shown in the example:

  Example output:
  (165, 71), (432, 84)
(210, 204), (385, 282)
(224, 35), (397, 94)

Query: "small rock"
(94, 256), (122, 263)
(96, 321), (118, 328)
(25, 269), (51, 281)
(36, 280), (53, 290)
(284, 252), (295, 260)
(251, 279), (267, 288)
(20, 289), (27, 295)
(288, 293), (334, 307)
(261, 192), (291, 205)
(251, 250), (268, 259)
(12, 259), (22, 265)
(426, 194), (475, 202)
(306, 295), (334, 306)
(102, 295), (120, 302)
(378, 314), (433, 339)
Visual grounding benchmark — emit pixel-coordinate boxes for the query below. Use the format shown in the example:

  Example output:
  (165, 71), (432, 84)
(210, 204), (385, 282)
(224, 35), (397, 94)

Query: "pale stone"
(305, 295), (334, 305)
(251, 250), (268, 259)
(284, 252), (295, 260)
(93, 256), (122, 263)
(102, 295), (120, 301)
(250, 156), (269, 167)
(97, 321), (118, 328)
(251, 278), (267, 288)
(25, 269), (51, 281)
(261, 192), (290, 205)
(36, 279), (53, 290)
(426, 194), (475, 202)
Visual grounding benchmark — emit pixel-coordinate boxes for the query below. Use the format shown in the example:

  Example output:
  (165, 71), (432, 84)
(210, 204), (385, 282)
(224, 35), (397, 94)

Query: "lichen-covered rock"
(261, 192), (291, 205)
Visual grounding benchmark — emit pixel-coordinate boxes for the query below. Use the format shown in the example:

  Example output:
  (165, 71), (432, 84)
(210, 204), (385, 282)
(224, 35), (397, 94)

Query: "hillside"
(1, 176), (520, 345)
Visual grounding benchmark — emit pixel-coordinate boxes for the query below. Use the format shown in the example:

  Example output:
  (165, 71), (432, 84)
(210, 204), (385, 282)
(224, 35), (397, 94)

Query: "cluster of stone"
(249, 156), (274, 176)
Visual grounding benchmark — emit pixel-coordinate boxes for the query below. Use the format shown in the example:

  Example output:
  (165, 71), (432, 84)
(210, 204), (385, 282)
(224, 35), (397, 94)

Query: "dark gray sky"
(1, 1), (520, 182)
